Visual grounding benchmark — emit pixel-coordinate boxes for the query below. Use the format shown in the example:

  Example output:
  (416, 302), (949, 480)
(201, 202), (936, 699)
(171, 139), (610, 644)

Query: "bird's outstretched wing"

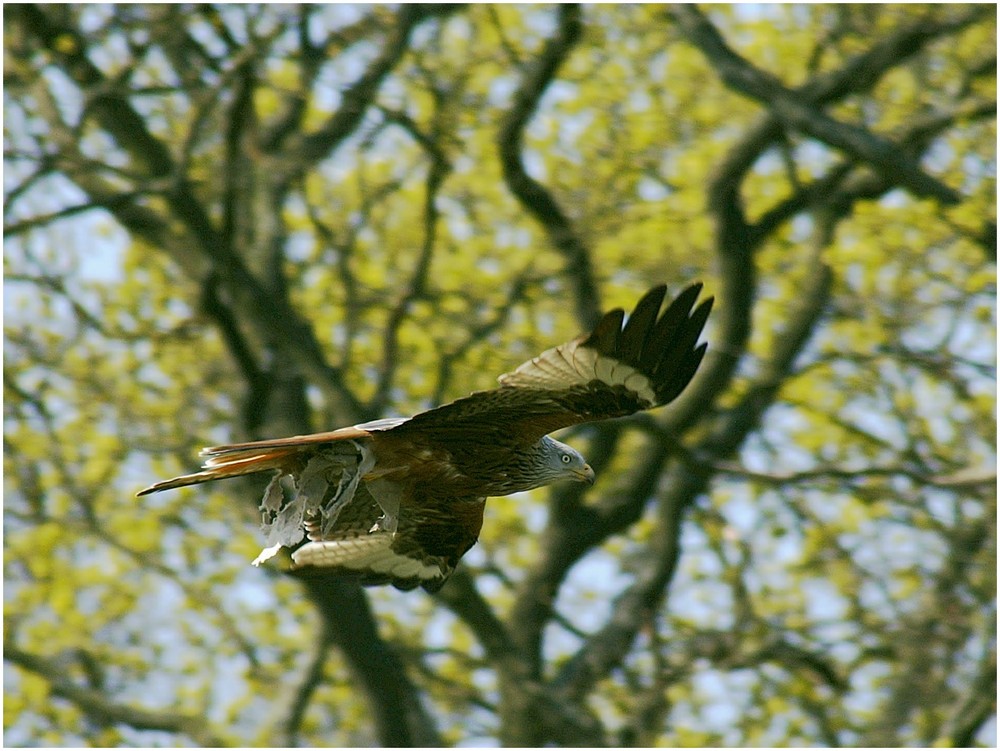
(291, 485), (484, 593)
(397, 283), (712, 444)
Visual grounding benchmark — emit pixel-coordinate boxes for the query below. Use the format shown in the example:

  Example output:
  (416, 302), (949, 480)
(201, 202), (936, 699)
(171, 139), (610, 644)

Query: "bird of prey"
(139, 283), (712, 592)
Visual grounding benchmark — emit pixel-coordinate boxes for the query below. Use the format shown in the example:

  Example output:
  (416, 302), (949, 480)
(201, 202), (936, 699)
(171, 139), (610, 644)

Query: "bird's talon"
(370, 515), (399, 535)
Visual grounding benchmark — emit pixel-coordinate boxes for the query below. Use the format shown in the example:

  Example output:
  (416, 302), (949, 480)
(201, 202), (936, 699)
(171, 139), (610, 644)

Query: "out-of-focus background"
(4, 4), (995, 746)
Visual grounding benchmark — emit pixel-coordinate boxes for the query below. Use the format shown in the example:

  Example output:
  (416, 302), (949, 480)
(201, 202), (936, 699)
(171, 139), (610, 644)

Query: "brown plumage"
(138, 283), (712, 591)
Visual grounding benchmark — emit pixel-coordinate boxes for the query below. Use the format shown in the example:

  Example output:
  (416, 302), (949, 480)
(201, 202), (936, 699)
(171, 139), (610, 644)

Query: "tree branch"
(5, 644), (227, 747)
(282, 5), (462, 181)
(508, 427), (663, 666)
(659, 4), (986, 438)
(199, 273), (273, 435)
(670, 5), (962, 205)
(553, 208), (839, 703)
(370, 107), (452, 415)
(937, 643), (996, 747)
(274, 624), (336, 746)
(495, 4), (600, 328)
(434, 570), (518, 666)
(712, 461), (997, 492)
(260, 7), (389, 153)
(297, 576), (444, 747)
(11, 5), (175, 177)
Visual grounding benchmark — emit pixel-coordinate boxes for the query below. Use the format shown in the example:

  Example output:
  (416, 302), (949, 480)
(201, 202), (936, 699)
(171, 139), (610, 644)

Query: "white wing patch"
(291, 535), (443, 581)
(498, 340), (656, 405)
(251, 543), (283, 567)
(241, 441), (387, 566)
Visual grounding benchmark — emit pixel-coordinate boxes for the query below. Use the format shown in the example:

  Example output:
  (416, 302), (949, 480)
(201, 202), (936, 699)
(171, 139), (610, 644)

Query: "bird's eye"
(561, 454), (571, 464)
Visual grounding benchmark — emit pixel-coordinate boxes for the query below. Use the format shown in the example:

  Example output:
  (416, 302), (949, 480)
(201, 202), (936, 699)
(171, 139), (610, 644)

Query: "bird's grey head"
(535, 436), (595, 487)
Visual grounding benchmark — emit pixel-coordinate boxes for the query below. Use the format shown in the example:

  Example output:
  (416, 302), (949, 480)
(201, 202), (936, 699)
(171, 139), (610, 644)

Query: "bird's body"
(139, 283), (712, 591)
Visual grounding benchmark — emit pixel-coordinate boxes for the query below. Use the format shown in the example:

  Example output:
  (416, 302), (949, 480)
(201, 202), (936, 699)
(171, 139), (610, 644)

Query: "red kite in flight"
(139, 284), (712, 591)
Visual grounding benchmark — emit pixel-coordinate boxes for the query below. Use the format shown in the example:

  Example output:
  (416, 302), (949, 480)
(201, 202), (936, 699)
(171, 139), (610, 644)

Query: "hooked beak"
(573, 464), (596, 486)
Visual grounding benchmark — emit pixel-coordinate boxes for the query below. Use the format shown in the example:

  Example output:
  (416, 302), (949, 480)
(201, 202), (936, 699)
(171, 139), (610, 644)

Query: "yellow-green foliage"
(4, 4), (994, 747)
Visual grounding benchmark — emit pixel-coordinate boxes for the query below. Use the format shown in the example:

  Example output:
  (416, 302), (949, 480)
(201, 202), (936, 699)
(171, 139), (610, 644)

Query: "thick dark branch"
(938, 646), (996, 747)
(796, 7), (992, 105)
(261, 7), (387, 152)
(4, 192), (147, 237)
(754, 100), (996, 245)
(496, 4), (600, 328)
(298, 577), (443, 747)
(274, 624), (336, 746)
(699, 245), (834, 465)
(437, 564), (605, 744)
(281, 5), (461, 180)
(435, 570), (520, 667)
(508, 428), (664, 667)
(199, 274), (274, 435)
(5, 644), (227, 747)
(370, 109), (452, 415)
(553, 210), (839, 702)
(551, 460), (709, 701)
(436, 573), (606, 745)
(12, 5), (174, 178)
(670, 5), (962, 205)
(660, 6), (985, 437)
(220, 60), (259, 259)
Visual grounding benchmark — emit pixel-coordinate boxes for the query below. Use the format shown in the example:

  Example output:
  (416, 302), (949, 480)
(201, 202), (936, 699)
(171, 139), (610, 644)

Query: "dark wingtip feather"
(653, 295), (712, 402)
(578, 282), (711, 409)
(639, 283), (702, 375)
(582, 307), (625, 356)
(659, 341), (708, 404)
(620, 285), (667, 362)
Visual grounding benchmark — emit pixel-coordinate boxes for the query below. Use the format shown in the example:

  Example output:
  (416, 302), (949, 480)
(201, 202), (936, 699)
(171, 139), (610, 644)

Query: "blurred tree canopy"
(4, 4), (996, 746)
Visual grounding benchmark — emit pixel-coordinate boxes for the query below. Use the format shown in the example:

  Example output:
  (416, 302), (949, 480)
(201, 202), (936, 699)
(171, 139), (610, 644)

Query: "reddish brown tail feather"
(135, 448), (299, 496)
